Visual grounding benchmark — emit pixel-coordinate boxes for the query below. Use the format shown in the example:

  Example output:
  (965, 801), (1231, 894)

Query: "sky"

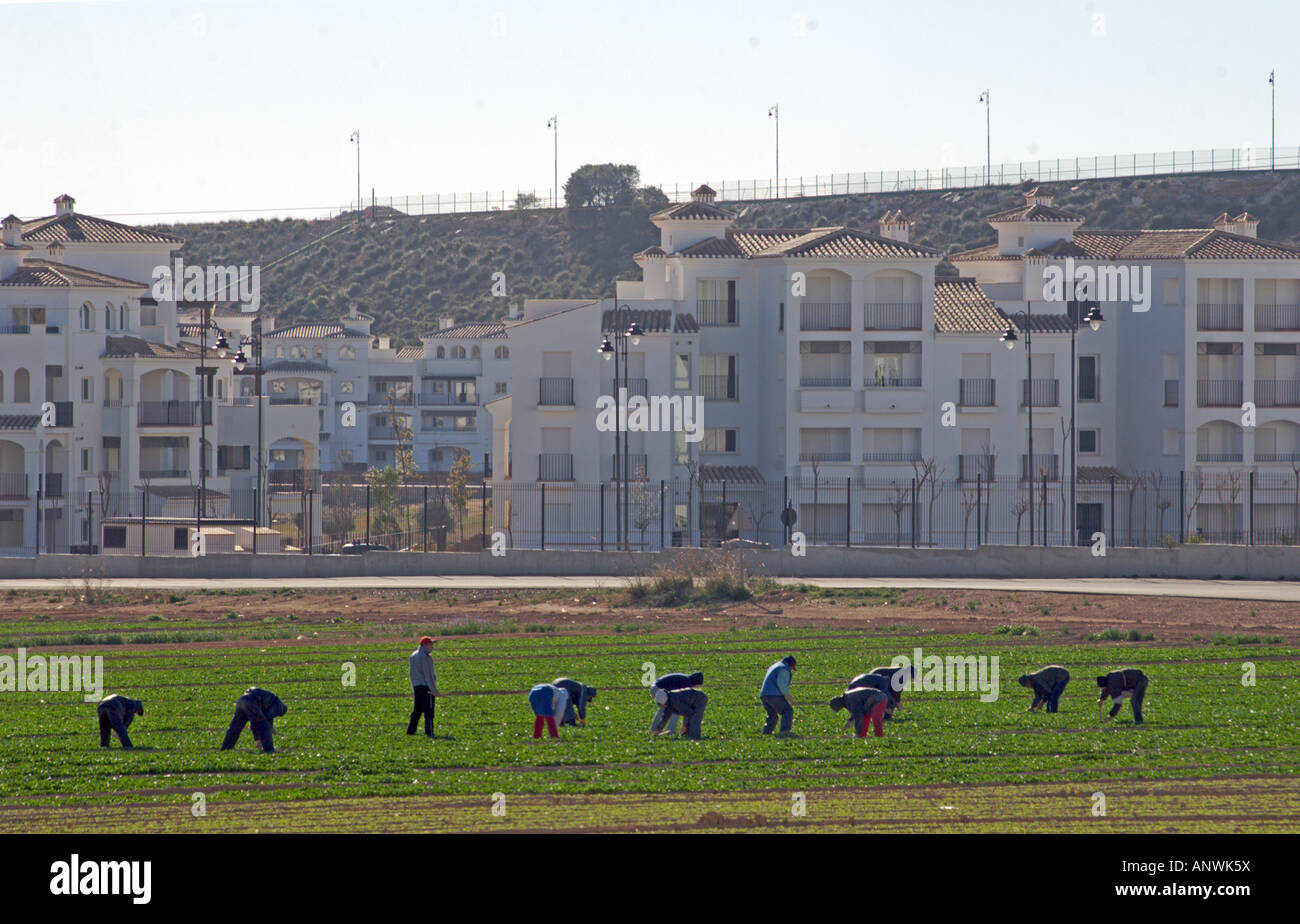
(1, 0), (1296, 222)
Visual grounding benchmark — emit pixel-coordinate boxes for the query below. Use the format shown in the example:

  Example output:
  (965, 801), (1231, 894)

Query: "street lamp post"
(1270, 71), (1276, 172)
(1067, 298), (1104, 544)
(768, 104), (780, 198)
(598, 304), (644, 551)
(231, 320), (264, 531)
(1000, 302), (1033, 544)
(349, 130), (361, 220)
(547, 116), (558, 208)
(978, 90), (991, 185)
(196, 305), (229, 535)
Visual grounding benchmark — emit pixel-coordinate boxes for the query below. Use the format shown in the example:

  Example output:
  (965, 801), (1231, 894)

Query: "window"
(495, 381), (507, 395)
(104, 526), (127, 549)
(1017, 236), (1024, 248)
(290, 345), (306, 360)
(339, 345), (356, 360)
(1078, 429), (1099, 454)
(674, 354), (690, 391)
(81, 377), (93, 403)
(81, 448), (93, 471)
(452, 346), (467, 359)
(104, 304), (113, 330)
(436, 346), (446, 359)
(471, 346), (480, 359)
(1163, 277), (1180, 307)
(1078, 355), (1099, 400)
(275, 345), (286, 358)
(0, 370), (4, 401)
(779, 303), (784, 331)
(494, 345), (509, 359)
(674, 431), (689, 465)
(174, 527), (189, 551)
(338, 450), (353, 464)
(339, 381), (354, 394)
(702, 428), (738, 453)
(313, 345), (324, 359)
(118, 304), (126, 330)
(14, 368), (30, 403)
(80, 302), (93, 331)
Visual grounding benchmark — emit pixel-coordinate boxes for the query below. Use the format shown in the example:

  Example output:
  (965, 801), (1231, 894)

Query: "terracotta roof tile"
(934, 279), (1005, 333)
(20, 213), (182, 245)
(651, 199), (736, 221)
(0, 414), (39, 431)
(424, 321), (507, 339)
(699, 465), (764, 483)
(0, 259), (148, 289)
(986, 202), (1084, 223)
(102, 335), (200, 359)
(947, 243), (1020, 262)
(264, 321), (368, 339)
(600, 308), (698, 334)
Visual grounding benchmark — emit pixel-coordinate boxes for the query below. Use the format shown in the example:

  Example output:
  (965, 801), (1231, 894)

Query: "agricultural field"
(0, 582), (1297, 833)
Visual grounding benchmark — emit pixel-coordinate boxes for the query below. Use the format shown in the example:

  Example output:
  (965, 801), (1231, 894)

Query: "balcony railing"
(1254, 379), (1300, 407)
(864, 301), (922, 330)
(696, 299), (739, 326)
(1195, 449), (1243, 463)
(801, 375), (851, 388)
(959, 378), (995, 406)
(1196, 379), (1243, 407)
(1077, 374), (1101, 401)
(799, 302), (851, 330)
(538, 377), (574, 406)
(958, 454), (995, 481)
(368, 391), (413, 406)
(799, 451), (851, 462)
(1164, 379), (1179, 407)
(1196, 302), (1244, 331)
(602, 377), (649, 399)
(1021, 454), (1060, 481)
(137, 400), (210, 426)
(538, 452), (574, 481)
(40, 473), (64, 497)
(1255, 450), (1300, 463)
(269, 396), (323, 406)
(418, 392), (476, 406)
(267, 469), (321, 492)
(864, 376), (922, 388)
(0, 323), (30, 335)
(1020, 379), (1060, 406)
(139, 468), (190, 480)
(0, 473), (28, 497)
(1254, 303), (1300, 331)
(699, 375), (738, 400)
(606, 453), (649, 481)
(863, 451), (922, 463)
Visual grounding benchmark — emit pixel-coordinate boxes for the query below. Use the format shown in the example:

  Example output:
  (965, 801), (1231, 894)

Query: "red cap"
(419, 636), (435, 646)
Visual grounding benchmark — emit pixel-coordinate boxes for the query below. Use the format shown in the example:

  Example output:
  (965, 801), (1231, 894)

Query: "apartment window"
(313, 344), (324, 359)
(338, 450), (353, 464)
(435, 347), (446, 359)
(104, 304), (113, 330)
(1078, 429), (1099, 454)
(80, 448), (92, 472)
(452, 346), (466, 359)
(495, 381), (507, 395)
(674, 431), (689, 465)
(275, 345), (286, 358)
(1163, 277), (1180, 307)
(174, 528), (189, 551)
(374, 449), (389, 463)
(494, 346), (509, 359)
(471, 346), (481, 359)
(339, 381), (354, 394)
(79, 302), (93, 331)
(779, 303), (785, 332)
(103, 526), (126, 549)
(674, 354), (690, 391)
(118, 304), (126, 330)
(702, 428), (738, 453)
(339, 345), (356, 360)
(1017, 236), (1025, 248)
(81, 377), (93, 403)
(1078, 356), (1099, 401)
(1163, 428), (1179, 456)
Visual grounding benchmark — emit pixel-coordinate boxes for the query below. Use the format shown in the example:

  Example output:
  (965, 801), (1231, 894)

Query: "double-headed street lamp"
(1000, 296), (1103, 545)
(598, 305), (644, 551)
(195, 305), (229, 530)
(231, 321), (264, 533)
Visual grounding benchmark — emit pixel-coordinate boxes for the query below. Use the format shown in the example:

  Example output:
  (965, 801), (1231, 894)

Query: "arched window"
(0, 370), (5, 402)
(14, 368), (30, 403)
(104, 303), (113, 330)
(290, 345), (305, 359)
(494, 345), (510, 359)
(339, 345), (356, 360)
(452, 346), (466, 359)
(80, 303), (93, 331)
(471, 345), (481, 358)
(275, 345), (286, 358)
(119, 304), (127, 330)
(435, 346), (445, 359)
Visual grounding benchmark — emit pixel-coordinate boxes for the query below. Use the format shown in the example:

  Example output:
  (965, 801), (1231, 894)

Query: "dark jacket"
(655, 672), (701, 691)
(831, 686), (888, 716)
(1097, 669), (1147, 698)
(239, 687), (287, 719)
(1021, 665), (1070, 695)
(97, 695), (143, 727)
(847, 673), (899, 705)
(553, 677), (596, 720)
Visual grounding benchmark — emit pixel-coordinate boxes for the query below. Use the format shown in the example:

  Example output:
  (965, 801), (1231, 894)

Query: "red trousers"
(532, 715), (558, 738)
(856, 701), (887, 738)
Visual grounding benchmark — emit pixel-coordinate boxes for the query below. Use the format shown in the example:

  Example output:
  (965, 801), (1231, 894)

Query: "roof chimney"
(438, 314), (455, 330)
(54, 194), (75, 217)
(45, 241), (65, 263)
(1, 214), (21, 248)
(877, 210), (913, 243)
(1024, 186), (1054, 206)
(691, 184), (717, 203)
(1215, 211), (1260, 238)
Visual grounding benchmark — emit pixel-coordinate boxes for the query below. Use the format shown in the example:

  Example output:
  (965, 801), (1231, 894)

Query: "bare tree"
(960, 486), (979, 549)
(888, 481), (911, 547)
(1291, 461), (1300, 543)
(1150, 471), (1173, 540)
(978, 440), (997, 542)
(1125, 472), (1146, 547)
(1214, 471), (1243, 542)
(1013, 492), (1030, 545)
(630, 476), (659, 551)
(1184, 470), (1205, 539)
(911, 458), (941, 546)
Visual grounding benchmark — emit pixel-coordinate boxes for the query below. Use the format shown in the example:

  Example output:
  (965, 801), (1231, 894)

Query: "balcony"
(40, 473), (64, 497)
(864, 376), (922, 389)
(1021, 454), (1060, 481)
(959, 378), (995, 407)
(418, 391), (476, 406)
(864, 302), (922, 330)
(1196, 379), (1243, 407)
(267, 469), (321, 492)
(1020, 379), (1060, 407)
(0, 473), (28, 497)
(606, 453), (649, 481)
(602, 377), (649, 399)
(801, 375), (852, 388)
(959, 454), (995, 481)
(139, 469), (190, 480)
(1255, 303), (1300, 331)
(799, 302), (851, 331)
(696, 299), (739, 326)
(799, 451), (851, 462)
(368, 391), (413, 406)
(0, 323), (30, 335)
(1164, 379), (1179, 407)
(137, 400), (210, 426)
(700, 375), (738, 400)
(538, 377), (574, 406)
(368, 424), (412, 441)
(1196, 303), (1244, 331)
(863, 451), (921, 464)
(269, 396), (323, 407)
(1254, 379), (1300, 407)
(538, 452), (573, 481)
(1255, 450), (1300, 463)
(1195, 449), (1243, 463)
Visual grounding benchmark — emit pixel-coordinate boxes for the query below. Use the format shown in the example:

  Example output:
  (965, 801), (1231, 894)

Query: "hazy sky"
(2, 0), (1295, 221)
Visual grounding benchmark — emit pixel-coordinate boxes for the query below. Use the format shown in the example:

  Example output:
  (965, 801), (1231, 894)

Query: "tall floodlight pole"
(349, 130), (361, 220)
(768, 105), (780, 198)
(978, 91), (991, 185)
(1270, 71), (1276, 171)
(547, 116), (558, 207)
(1000, 303), (1033, 544)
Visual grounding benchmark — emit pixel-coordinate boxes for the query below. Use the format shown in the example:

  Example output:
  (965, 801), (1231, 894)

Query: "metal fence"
(9, 470), (1300, 557)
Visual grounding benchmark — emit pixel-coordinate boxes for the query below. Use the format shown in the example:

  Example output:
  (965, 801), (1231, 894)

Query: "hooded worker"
(650, 671), (703, 736)
(97, 694), (144, 748)
(829, 686), (890, 738)
(553, 677), (597, 727)
(528, 683), (569, 739)
(1096, 669), (1149, 723)
(851, 665), (915, 716)
(1018, 665), (1070, 713)
(656, 688), (708, 740)
(220, 687), (288, 753)
(407, 636), (439, 737)
(760, 655), (798, 735)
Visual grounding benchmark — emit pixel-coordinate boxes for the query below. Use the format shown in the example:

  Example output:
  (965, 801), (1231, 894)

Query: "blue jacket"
(760, 661), (792, 697)
(528, 683), (558, 716)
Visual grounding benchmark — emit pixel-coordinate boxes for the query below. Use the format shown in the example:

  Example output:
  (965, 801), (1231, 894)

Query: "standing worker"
(553, 677), (596, 727)
(97, 694), (144, 749)
(1018, 665), (1070, 713)
(407, 636), (439, 738)
(528, 683), (569, 739)
(760, 655), (798, 735)
(1096, 668), (1149, 724)
(649, 671), (704, 736)
(829, 686), (890, 738)
(220, 687), (288, 754)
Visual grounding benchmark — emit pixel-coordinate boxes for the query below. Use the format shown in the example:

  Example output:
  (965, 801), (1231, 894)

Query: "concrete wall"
(3, 543), (1298, 581)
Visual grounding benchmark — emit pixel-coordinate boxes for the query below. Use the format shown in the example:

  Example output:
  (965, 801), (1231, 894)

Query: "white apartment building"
(493, 184), (1300, 548)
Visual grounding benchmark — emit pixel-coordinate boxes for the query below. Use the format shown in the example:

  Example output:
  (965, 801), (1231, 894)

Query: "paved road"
(3, 575), (1299, 601)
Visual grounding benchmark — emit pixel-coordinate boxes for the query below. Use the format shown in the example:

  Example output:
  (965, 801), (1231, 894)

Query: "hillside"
(153, 169), (1300, 347)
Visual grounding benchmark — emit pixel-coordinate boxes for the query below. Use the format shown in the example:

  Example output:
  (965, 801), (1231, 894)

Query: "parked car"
(340, 541), (389, 554)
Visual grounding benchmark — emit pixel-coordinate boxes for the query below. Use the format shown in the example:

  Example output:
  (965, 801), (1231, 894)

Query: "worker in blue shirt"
(759, 655), (797, 735)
